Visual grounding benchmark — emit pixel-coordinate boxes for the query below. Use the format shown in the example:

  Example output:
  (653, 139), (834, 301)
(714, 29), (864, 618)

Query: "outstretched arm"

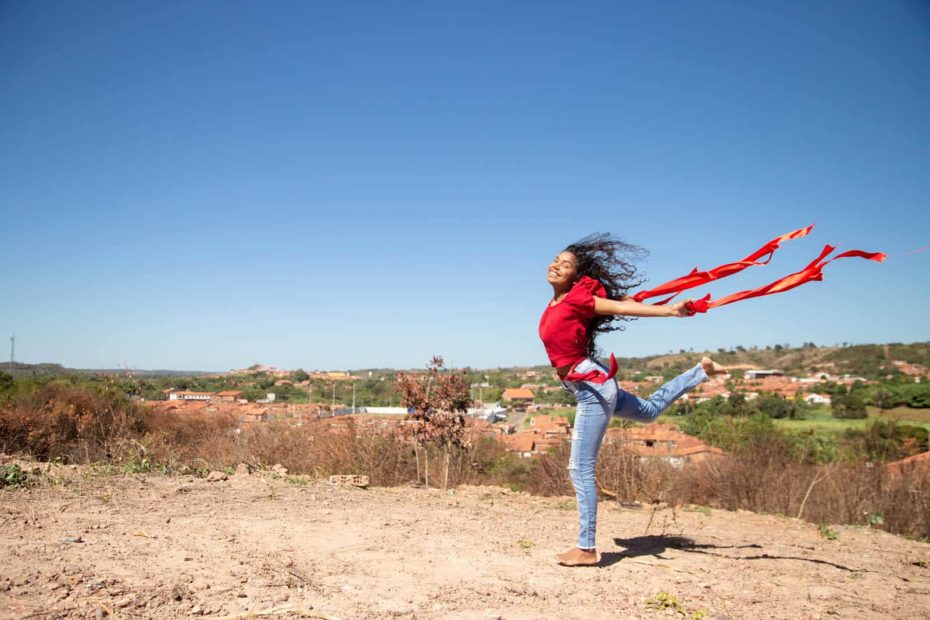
(594, 296), (692, 318)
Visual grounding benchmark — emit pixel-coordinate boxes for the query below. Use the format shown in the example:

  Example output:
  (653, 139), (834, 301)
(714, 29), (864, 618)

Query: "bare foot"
(556, 547), (599, 567)
(700, 356), (728, 376)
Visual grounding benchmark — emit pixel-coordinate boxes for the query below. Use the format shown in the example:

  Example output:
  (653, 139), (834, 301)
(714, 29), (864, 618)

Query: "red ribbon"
(683, 246), (886, 314)
(563, 354), (619, 384)
(631, 224), (885, 314)
(633, 225), (815, 305)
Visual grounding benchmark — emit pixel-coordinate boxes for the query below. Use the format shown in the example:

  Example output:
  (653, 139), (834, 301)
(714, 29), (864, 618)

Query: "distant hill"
(3, 362), (215, 378)
(615, 341), (930, 380)
(5, 341), (928, 381)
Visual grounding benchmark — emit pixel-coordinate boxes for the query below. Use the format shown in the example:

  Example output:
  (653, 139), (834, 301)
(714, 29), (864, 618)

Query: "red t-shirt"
(538, 276), (607, 367)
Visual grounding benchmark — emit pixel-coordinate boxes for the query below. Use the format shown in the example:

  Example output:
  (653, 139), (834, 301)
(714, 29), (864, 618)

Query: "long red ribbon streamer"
(630, 226), (885, 315)
(684, 247), (886, 314)
(632, 224), (815, 304)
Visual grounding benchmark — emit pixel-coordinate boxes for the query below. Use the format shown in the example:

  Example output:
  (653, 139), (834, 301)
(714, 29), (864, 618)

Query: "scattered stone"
(271, 463), (288, 476)
(62, 536), (83, 544)
(191, 604), (203, 615)
(328, 474), (369, 488)
(235, 463), (252, 476)
(206, 471), (228, 482)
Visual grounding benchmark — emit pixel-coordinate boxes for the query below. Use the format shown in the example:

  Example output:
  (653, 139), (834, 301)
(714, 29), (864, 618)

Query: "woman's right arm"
(594, 297), (693, 318)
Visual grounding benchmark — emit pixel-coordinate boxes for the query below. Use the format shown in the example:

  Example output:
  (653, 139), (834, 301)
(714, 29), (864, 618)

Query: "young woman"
(538, 233), (726, 567)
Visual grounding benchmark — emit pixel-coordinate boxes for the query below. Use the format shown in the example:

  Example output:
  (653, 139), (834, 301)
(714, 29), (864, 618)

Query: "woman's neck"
(550, 280), (574, 301)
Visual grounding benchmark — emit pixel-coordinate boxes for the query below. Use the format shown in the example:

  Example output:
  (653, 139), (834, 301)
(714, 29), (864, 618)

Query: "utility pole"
(331, 382), (336, 413)
(351, 382), (356, 414)
(307, 384), (313, 422)
(9, 334), (14, 373)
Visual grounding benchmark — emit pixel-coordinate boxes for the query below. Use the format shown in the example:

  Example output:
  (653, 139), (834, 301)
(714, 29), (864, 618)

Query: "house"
(168, 390), (212, 401)
(745, 369), (785, 380)
(500, 415), (571, 457)
(530, 415), (570, 436)
(502, 432), (537, 458)
(502, 388), (535, 410)
(358, 407), (409, 416)
(214, 390), (244, 403)
(804, 393), (832, 406)
(887, 450), (930, 475)
(603, 423), (724, 468)
(686, 381), (730, 402)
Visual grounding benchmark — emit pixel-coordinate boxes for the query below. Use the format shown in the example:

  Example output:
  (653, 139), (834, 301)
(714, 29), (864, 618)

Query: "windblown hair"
(564, 233), (648, 358)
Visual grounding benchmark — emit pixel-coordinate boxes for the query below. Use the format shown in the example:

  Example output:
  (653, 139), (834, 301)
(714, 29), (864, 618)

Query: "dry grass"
(1, 386), (928, 540)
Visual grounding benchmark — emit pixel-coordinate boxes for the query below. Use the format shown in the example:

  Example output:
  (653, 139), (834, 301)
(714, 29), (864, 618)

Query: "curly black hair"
(564, 233), (648, 359)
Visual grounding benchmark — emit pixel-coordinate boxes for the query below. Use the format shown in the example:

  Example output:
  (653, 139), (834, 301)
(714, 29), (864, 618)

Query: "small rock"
(272, 463), (288, 476)
(235, 463), (251, 476)
(206, 471), (228, 482)
(191, 604), (203, 615)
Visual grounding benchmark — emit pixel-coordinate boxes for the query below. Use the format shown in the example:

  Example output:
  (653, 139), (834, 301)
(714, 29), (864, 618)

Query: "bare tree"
(395, 356), (471, 489)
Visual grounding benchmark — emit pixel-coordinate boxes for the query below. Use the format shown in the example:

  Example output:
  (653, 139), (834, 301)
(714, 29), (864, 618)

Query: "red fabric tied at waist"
(562, 354), (619, 384)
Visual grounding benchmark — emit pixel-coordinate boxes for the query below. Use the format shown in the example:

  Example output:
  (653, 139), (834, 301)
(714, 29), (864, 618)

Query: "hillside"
(620, 341), (930, 380)
(8, 341), (929, 382)
(2, 460), (928, 619)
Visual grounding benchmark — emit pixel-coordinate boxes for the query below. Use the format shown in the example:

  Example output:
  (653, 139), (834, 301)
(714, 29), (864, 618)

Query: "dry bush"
(519, 442), (572, 496)
(882, 467), (930, 539)
(141, 410), (239, 470)
(596, 441), (678, 504)
(0, 383), (148, 463)
(670, 451), (929, 539)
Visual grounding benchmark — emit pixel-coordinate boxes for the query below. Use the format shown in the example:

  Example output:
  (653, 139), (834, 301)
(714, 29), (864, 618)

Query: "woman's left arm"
(594, 296), (692, 318)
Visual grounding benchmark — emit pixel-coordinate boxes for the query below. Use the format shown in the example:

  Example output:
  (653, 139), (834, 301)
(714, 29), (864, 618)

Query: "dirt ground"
(1, 459), (928, 620)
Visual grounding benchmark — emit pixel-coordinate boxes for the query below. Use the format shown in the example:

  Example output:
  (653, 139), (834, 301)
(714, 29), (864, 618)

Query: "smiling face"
(547, 251), (579, 287)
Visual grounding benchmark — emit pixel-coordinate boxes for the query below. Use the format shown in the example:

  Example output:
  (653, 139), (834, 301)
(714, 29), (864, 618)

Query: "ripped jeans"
(563, 358), (708, 549)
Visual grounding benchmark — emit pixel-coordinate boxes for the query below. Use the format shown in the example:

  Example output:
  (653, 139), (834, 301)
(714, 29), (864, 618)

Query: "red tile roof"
(887, 450), (930, 474)
(502, 388), (535, 400)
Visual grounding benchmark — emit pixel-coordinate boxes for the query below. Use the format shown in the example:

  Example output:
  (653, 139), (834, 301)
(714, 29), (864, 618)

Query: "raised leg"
(614, 363), (708, 422)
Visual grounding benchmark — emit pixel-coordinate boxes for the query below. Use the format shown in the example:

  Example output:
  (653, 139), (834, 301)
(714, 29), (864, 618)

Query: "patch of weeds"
(864, 512), (884, 527)
(516, 539), (535, 550)
(912, 559), (928, 569)
(818, 524), (839, 541)
(286, 476), (311, 486)
(222, 466), (236, 476)
(682, 505), (711, 516)
(90, 463), (119, 477)
(644, 591), (707, 618)
(0, 464), (30, 488)
(555, 500), (575, 511)
(123, 456), (170, 475)
(644, 591), (684, 615)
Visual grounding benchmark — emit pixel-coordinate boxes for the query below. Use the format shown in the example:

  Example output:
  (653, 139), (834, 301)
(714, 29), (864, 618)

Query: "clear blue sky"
(2, 1), (928, 371)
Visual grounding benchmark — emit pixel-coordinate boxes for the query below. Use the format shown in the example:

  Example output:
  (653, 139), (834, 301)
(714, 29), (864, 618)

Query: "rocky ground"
(1, 458), (928, 619)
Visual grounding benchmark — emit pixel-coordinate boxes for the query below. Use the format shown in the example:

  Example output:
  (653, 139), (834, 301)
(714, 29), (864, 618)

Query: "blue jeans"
(563, 358), (708, 549)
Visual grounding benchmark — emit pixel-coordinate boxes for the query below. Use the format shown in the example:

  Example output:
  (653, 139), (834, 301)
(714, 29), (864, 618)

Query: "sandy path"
(1, 463), (928, 619)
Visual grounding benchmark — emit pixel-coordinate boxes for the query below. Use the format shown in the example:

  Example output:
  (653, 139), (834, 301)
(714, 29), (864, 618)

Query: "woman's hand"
(669, 299), (694, 318)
